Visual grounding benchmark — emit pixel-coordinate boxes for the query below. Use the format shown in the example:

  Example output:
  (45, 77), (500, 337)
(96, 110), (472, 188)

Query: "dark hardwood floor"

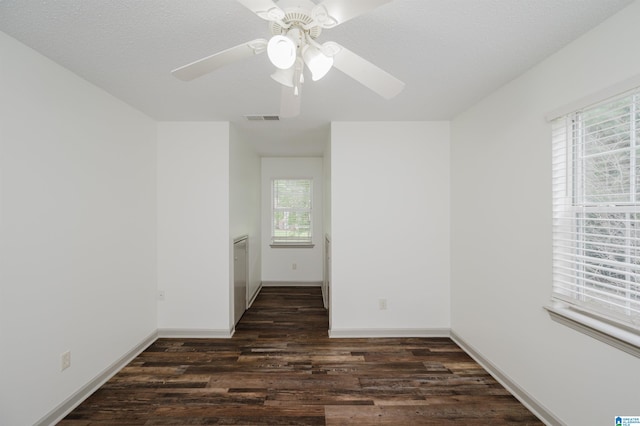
(59, 287), (542, 425)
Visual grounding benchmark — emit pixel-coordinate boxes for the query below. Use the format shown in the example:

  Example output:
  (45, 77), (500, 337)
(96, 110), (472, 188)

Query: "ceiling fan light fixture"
(267, 35), (297, 69)
(302, 44), (333, 81)
(172, 0), (405, 118)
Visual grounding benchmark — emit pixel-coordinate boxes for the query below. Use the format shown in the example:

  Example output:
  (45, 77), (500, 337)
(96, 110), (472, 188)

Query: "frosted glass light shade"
(302, 45), (333, 81)
(267, 35), (297, 70)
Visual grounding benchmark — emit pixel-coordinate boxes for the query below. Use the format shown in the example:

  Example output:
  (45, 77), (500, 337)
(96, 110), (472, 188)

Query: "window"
(551, 87), (640, 354)
(271, 179), (313, 246)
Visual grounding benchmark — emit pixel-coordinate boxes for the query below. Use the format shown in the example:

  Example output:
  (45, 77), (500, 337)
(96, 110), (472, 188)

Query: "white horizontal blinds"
(552, 88), (640, 328)
(272, 179), (312, 243)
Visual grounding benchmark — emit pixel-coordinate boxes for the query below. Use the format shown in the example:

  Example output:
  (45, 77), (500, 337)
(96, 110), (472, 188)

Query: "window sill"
(270, 243), (315, 249)
(545, 304), (640, 358)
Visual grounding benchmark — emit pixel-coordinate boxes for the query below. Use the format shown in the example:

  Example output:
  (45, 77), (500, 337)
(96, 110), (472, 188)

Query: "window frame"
(549, 87), (640, 358)
(270, 178), (315, 248)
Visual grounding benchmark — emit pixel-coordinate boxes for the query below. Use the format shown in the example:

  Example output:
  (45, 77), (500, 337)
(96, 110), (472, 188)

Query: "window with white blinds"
(552, 87), (640, 333)
(271, 179), (312, 245)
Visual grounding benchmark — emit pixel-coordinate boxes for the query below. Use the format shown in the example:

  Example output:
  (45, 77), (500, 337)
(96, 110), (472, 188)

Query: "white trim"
(546, 73), (640, 121)
(157, 328), (234, 338)
(261, 281), (322, 287)
(233, 236), (250, 326)
(34, 331), (158, 426)
(323, 234), (330, 310)
(233, 234), (248, 244)
(328, 328), (450, 338)
(269, 242), (315, 248)
(271, 178), (314, 246)
(450, 331), (564, 426)
(248, 282), (263, 307)
(545, 305), (640, 358)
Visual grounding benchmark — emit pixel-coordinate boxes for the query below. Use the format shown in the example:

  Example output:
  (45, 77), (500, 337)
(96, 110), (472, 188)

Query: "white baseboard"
(261, 281), (322, 287)
(328, 328), (450, 338)
(247, 283), (262, 307)
(321, 283), (328, 309)
(34, 330), (158, 426)
(450, 331), (564, 426)
(157, 328), (234, 338)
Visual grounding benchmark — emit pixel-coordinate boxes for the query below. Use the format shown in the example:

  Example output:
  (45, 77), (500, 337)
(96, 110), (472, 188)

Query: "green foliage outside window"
(272, 179), (312, 243)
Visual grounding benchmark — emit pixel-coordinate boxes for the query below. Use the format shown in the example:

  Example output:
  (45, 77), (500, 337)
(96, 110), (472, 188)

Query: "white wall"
(323, 135), (332, 311)
(330, 122), (450, 335)
(230, 125), (261, 308)
(261, 157), (324, 283)
(323, 136), (332, 238)
(156, 122), (231, 334)
(0, 32), (157, 426)
(450, 2), (640, 424)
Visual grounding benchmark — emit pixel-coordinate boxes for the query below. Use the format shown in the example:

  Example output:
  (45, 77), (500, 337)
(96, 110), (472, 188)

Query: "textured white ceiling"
(0, 0), (634, 156)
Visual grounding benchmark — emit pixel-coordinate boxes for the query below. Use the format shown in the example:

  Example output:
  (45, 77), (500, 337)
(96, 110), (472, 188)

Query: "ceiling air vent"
(244, 115), (280, 121)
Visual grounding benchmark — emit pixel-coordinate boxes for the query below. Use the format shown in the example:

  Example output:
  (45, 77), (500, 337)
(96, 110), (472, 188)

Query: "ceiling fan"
(171, 0), (405, 118)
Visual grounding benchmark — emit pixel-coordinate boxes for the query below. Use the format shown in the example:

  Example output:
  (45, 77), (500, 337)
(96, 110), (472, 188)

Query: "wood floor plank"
(58, 287), (542, 425)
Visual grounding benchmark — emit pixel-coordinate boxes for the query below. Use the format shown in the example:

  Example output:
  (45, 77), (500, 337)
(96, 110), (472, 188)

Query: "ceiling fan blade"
(236, 0), (285, 21)
(171, 39), (267, 81)
(280, 86), (301, 118)
(312, 0), (394, 28)
(332, 44), (405, 100)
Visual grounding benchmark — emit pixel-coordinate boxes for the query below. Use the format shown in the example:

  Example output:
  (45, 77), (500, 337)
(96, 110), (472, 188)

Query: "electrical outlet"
(61, 351), (71, 371)
(292, 263), (297, 270)
(157, 290), (165, 301)
(379, 299), (387, 310)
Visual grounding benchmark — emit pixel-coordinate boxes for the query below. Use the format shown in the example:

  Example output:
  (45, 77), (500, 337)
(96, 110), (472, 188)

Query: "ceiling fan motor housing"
(269, 0), (323, 40)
